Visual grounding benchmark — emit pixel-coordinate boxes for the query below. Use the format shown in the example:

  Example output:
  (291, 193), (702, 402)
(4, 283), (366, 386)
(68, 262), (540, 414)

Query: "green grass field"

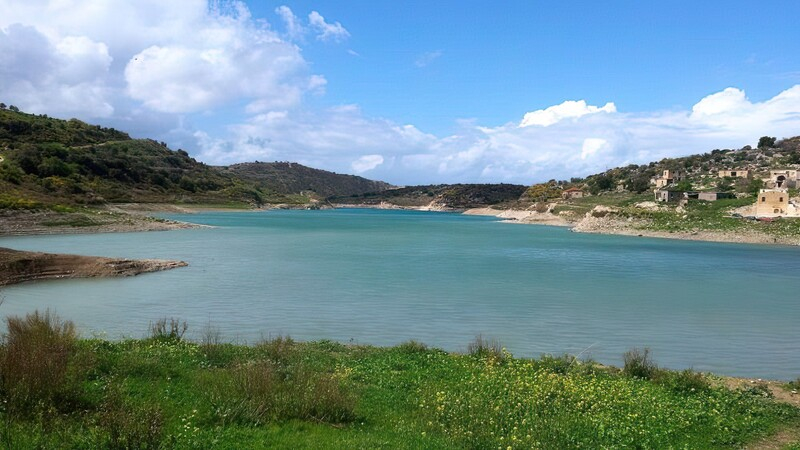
(1, 312), (798, 449)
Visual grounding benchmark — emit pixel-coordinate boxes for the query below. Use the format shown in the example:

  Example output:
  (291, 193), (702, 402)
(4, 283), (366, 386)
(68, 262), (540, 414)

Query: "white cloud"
(1, 1), (321, 116)
(352, 155), (384, 173)
(275, 5), (305, 41)
(520, 100), (616, 127)
(196, 85), (800, 185)
(308, 11), (350, 42)
(415, 51), (442, 68)
(0, 24), (114, 117)
(580, 138), (608, 160)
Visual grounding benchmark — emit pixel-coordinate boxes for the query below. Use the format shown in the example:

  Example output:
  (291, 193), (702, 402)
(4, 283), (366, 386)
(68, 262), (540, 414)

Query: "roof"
(563, 187), (583, 192)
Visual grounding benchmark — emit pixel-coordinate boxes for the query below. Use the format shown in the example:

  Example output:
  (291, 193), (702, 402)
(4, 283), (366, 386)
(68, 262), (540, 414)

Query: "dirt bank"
(0, 247), (187, 286)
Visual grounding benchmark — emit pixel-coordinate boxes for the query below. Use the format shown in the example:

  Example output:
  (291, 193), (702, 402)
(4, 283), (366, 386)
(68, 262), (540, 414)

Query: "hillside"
(222, 162), (393, 199)
(0, 108), (391, 209)
(331, 183), (528, 209)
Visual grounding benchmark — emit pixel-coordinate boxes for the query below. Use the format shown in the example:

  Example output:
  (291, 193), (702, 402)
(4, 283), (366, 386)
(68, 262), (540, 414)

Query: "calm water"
(1, 209), (798, 379)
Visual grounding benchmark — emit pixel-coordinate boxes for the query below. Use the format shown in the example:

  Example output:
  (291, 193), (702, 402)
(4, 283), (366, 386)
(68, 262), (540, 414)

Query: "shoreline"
(0, 247), (187, 286)
(2, 202), (799, 247)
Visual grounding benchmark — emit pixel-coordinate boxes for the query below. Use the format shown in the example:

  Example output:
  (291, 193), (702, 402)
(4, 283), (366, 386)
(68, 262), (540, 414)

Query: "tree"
(672, 180), (693, 192)
(0, 103), (6, 109)
(8, 105), (19, 112)
(758, 136), (776, 148)
(746, 178), (764, 196)
(716, 178), (733, 193)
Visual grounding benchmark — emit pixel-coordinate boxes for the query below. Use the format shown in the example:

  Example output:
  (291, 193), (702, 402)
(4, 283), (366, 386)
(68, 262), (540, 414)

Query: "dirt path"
(721, 377), (800, 449)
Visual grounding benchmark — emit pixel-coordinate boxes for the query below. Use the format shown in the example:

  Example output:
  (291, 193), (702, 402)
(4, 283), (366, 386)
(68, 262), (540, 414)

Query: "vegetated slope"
(332, 183), (528, 209)
(222, 162), (393, 199)
(0, 108), (391, 208)
(578, 136), (800, 196)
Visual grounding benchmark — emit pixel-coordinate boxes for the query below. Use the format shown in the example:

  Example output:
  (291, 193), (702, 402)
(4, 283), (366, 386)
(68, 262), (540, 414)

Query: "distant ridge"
(222, 162), (393, 199)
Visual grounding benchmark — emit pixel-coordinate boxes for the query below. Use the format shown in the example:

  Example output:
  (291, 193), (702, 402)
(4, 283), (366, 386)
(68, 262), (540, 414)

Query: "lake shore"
(0, 246), (187, 286)
(463, 206), (800, 246)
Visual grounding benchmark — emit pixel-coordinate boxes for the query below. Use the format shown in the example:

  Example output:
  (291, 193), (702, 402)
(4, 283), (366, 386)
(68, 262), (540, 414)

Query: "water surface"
(1, 209), (798, 379)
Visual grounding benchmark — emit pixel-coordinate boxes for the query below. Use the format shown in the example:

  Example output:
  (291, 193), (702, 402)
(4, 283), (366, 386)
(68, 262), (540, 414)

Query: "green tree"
(672, 180), (693, 192)
(757, 136), (776, 148)
(746, 178), (764, 196)
(716, 178), (734, 193)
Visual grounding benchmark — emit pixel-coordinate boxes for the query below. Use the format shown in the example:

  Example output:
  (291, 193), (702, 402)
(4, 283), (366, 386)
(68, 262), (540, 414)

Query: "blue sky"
(2, 1), (800, 185)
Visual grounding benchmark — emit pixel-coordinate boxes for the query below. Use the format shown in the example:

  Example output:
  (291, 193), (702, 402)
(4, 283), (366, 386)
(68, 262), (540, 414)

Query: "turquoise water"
(1, 208), (798, 379)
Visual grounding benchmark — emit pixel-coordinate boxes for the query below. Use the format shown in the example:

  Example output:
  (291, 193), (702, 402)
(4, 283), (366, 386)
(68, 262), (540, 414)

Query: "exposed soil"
(0, 247), (187, 286)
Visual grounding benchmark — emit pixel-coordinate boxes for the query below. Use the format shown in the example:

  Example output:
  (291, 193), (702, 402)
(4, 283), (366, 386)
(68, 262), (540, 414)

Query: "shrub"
(741, 381), (773, 399)
(0, 310), (78, 414)
(205, 361), (356, 426)
(397, 339), (428, 354)
(623, 347), (658, 379)
(199, 322), (228, 367)
(655, 369), (710, 394)
(148, 318), (187, 342)
(256, 335), (295, 363)
(99, 384), (164, 449)
(467, 335), (506, 363)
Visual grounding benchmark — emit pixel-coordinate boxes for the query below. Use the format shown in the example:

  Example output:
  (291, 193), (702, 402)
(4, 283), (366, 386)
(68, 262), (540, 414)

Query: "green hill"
(222, 162), (393, 199)
(0, 108), (392, 209)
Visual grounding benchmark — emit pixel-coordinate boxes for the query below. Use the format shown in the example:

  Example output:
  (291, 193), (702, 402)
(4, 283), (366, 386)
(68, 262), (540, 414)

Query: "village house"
(717, 169), (750, 179)
(561, 187), (584, 199)
(755, 188), (790, 217)
(654, 189), (684, 202)
(653, 169), (684, 188)
(765, 170), (799, 189)
(698, 192), (736, 201)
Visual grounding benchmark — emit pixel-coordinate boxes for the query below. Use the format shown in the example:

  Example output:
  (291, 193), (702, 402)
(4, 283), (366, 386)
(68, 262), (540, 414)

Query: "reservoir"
(1, 208), (798, 379)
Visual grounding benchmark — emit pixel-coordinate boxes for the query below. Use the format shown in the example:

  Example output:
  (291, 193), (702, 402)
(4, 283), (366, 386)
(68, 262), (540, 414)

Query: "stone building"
(718, 169), (750, 179)
(755, 189), (789, 216)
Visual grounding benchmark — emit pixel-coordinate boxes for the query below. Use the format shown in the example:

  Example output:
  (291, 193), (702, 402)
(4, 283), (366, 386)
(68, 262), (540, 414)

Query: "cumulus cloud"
(0, 24), (114, 117)
(520, 100), (617, 127)
(195, 85), (800, 185)
(0, 1), (323, 116)
(308, 11), (350, 42)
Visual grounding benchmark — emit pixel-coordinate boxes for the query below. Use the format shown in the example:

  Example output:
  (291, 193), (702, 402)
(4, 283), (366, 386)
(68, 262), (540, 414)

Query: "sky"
(1, 1), (800, 186)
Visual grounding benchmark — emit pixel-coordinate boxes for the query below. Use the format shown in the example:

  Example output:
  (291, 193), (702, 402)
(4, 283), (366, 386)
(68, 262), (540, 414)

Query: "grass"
(1, 311), (798, 448)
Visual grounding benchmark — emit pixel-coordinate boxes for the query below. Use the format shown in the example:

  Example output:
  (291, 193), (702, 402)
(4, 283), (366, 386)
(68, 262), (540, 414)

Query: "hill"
(331, 183), (528, 209)
(222, 162), (393, 199)
(0, 108), (392, 209)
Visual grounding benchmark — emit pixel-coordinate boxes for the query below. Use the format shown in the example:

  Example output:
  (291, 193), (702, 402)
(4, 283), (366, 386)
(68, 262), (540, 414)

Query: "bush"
(256, 335), (296, 364)
(655, 369), (710, 394)
(205, 361), (356, 426)
(99, 384), (164, 449)
(623, 347), (658, 379)
(0, 310), (79, 414)
(467, 335), (506, 363)
(397, 339), (428, 354)
(148, 318), (187, 342)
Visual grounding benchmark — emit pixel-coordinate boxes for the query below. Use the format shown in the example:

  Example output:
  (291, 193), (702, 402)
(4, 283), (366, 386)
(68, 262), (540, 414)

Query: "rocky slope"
(0, 247), (187, 286)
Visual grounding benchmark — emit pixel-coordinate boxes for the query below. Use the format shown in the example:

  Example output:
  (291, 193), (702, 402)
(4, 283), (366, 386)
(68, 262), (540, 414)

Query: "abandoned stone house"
(765, 170), (799, 189)
(718, 169), (750, 179)
(697, 192), (735, 201)
(654, 189), (684, 202)
(653, 169), (684, 188)
(755, 189), (789, 216)
(561, 187), (584, 199)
